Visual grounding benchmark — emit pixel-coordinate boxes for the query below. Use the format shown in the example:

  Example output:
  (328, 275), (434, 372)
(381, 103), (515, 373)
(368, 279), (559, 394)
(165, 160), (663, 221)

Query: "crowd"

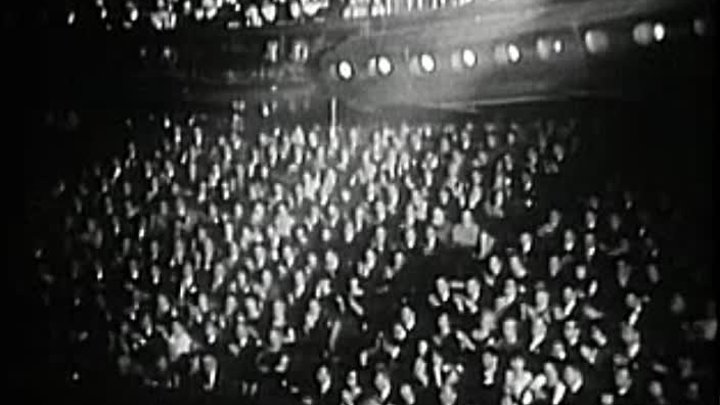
(35, 110), (715, 405)
(53, 0), (479, 30)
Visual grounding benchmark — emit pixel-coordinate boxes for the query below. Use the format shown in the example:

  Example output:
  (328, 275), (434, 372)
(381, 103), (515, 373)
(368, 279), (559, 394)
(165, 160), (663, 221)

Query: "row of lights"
(335, 18), (708, 81)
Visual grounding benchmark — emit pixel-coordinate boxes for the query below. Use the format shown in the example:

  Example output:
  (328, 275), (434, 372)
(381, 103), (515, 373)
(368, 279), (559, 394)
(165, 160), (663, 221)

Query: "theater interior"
(9, 0), (716, 404)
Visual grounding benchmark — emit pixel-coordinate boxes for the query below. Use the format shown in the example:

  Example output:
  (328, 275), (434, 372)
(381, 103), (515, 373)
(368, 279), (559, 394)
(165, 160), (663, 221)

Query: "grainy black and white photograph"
(8, 0), (716, 404)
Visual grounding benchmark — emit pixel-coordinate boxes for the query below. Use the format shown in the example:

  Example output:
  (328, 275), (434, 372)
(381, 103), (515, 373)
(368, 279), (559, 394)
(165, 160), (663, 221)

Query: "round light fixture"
(377, 55), (393, 76)
(337, 60), (354, 81)
(507, 43), (521, 64)
(633, 22), (654, 46)
(461, 48), (477, 68)
(419, 53), (436, 73)
(584, 29), (610, 54)
(653, 22), (666, 42)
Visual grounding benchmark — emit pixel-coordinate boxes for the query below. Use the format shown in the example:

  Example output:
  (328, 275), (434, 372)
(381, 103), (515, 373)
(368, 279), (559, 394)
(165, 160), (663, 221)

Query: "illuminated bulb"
(377, 56), (393, 76)
(507, 44), (521, 63)
(337, 60), (354, 80)
(693, 18), (707, 36)
(67, 11), (76, 25)
(553, 39), (563, 53)
(419, 53), (436, 73)
(461, 48), (476, 68)
(653, 22), (666, 42)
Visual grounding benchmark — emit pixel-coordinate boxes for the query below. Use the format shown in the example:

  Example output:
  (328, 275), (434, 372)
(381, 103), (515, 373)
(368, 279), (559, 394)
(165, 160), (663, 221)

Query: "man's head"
(531, 317), (548, 339)
(400, 383), (416, 404)
(481, 349), (498, 370)
(439, 383), (458, 405)
(374, 368), (391, 393)
(562, 364), (582, 388)
(509, 354), (526, 372)
(437, 312), (451, 333)
(543, 362), (559, 384)
(614, 367), (632, 390)
(435, 277), (450, 296)
(563, 319), (580, 343)
(502, 317), (518, 341)
(461, 210), (474, 226)
(316, 364), (331, 385)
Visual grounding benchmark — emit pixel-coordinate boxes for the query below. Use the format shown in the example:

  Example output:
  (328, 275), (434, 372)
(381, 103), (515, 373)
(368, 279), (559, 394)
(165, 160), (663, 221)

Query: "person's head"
(425, 225), (437, 241)
(562, 364), (582, 387)
(480, 308), (497, 331)
(436, 277), (450, 296)
(562, 285), (577, 303)
(466, 277), (481, 297)
(609, 213), (622, 232)
(171, 319), (184, 335)
(481, 349), (498, 370)
(543, 362), (560, 385)
(548, 255), (561, 276)
(509, 354), (526, 372)
(531, 317), (548, 339)
(534, 286), (550, 309)
(585, 210), (597, 229)
(432, 207), (446, 227)
(307, 251), (319, 270)
(439, 383), (458, 405)
(437, 312), (451, 333)
(393, 323), (407, 341)
(584, 232), (596, 250)
(563, 319), (580, 343)
(461, 210), (474, 226)
(489, 255), (503, 275)
(374, 368), (391, 393)
(563, 228), (576, 246)
(551, 339), (566, 359)
(308, 298), (322, 317)
(620, 323), (640, 345)
(648, 379), (664, 399)
(201, 354), (218, 374)
(670, 292), (686, 314)
(549, 209), (561, 227)
(417, 339), (429, 357)
(346, 369), (358, 387)
(344, 221), (356, 240)
(502, 317), (518, 340)
(503, 278), (518, 299)
(401, 305), (416, 328)
(624, 292), (642, 310)
(575, 264), (588, 280)
(272, 299), (286, 318)
(645, 263), (660, 285)
(520, 232), (533, 250)
(325, 250), (339, 273)
(316, 364), (331, 385)
(400, 383), (415, 404)
(614, 367), (632, 389)
(268, 328), (283, 350)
